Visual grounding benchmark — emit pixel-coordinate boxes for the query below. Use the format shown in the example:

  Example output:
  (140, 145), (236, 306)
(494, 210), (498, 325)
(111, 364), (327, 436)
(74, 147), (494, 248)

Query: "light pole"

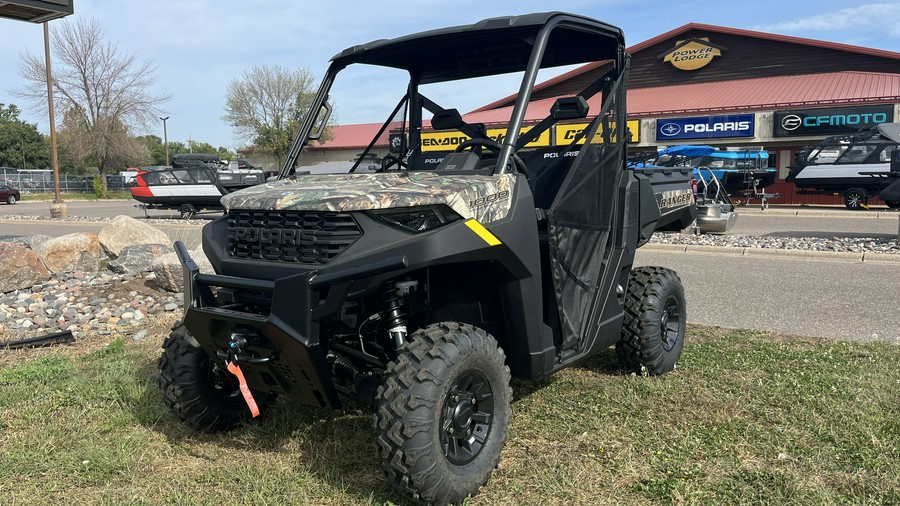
(160, 116), (170, 166)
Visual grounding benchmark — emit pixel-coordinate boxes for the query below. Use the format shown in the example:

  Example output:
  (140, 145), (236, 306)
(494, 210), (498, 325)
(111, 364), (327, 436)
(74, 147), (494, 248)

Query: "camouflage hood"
(222, 172), (517, 223)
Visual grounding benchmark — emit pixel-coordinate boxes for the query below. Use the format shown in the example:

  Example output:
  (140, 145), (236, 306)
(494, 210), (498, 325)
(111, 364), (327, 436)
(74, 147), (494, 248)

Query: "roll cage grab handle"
(278, 18), (625, 179)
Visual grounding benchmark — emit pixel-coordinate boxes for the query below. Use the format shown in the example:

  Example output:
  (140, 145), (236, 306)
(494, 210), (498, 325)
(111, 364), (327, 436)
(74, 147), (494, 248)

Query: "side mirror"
(551, 96), (589, 121)
(389, 132), (407, 154)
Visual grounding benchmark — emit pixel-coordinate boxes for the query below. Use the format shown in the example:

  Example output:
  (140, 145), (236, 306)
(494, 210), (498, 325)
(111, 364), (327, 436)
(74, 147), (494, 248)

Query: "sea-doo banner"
(773, 105), (894, 137)
(656, 115), (754, 140)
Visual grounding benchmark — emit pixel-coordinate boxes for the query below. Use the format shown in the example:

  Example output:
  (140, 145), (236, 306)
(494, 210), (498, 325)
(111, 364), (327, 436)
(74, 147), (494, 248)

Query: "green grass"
(20, 191), (132, 201)
(0, 323), (897, 505)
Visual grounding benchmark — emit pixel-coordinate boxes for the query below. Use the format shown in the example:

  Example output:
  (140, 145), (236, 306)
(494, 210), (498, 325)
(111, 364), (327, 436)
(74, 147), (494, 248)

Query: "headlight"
(371, 205), (461, 233)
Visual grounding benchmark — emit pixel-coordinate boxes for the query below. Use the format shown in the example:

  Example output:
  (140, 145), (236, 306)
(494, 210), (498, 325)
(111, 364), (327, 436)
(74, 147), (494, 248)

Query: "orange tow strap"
(226, 361), (260, 418)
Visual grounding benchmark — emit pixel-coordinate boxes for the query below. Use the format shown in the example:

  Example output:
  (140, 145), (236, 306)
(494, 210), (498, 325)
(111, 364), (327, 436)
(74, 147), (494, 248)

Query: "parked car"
(0, 183), (20, 204)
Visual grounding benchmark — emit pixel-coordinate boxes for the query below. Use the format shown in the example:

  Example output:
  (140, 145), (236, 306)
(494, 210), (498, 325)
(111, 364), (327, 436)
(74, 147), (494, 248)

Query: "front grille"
(226, 211), (361, 264)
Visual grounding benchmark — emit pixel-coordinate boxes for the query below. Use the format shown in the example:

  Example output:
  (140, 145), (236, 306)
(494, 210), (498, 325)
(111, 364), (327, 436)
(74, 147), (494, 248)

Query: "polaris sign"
(774, 105), (894, 137)
(656, 115), (754, 140)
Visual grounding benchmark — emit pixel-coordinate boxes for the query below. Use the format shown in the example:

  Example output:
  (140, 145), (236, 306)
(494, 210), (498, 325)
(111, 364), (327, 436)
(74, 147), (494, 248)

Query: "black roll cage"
(278, 12), (626, 179)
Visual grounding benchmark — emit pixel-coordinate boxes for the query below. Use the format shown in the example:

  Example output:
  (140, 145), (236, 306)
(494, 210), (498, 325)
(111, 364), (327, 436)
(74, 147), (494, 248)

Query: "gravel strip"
(650, 233), (900, 254)
(0, 271), (183, 341)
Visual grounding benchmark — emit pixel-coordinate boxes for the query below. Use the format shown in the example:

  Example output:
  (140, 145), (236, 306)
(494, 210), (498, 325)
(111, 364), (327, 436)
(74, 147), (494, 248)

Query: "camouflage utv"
(159, 12), (696, 505)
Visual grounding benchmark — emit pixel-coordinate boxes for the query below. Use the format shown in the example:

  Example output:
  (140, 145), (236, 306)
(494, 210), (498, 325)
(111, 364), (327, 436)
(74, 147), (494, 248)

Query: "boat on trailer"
(631, 145), (776, 195)
(130, 154), (265, 218)
(786, 123), (900, 209)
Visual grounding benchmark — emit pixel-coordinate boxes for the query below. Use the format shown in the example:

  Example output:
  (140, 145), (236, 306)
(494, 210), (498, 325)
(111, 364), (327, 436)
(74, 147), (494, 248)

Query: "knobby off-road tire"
(157, 325), (274, 431)
(375, 322), (512, 505)
(617, 266), (686, 375)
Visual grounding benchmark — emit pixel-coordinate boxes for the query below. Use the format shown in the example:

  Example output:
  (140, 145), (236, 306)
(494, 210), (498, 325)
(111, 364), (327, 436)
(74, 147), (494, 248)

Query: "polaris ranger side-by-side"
(158, 12), (696, 505)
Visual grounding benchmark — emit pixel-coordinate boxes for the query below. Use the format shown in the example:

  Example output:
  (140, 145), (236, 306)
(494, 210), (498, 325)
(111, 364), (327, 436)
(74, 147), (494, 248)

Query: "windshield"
(291, 63), (571, 177)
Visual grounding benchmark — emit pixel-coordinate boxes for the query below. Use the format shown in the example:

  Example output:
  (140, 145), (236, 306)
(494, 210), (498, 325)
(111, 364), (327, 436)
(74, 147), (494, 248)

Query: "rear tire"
(617, 266), (686, 375)
(375, 322), (512, 505)
(844, 188), (868, 210)
(157, 325), (274, 431)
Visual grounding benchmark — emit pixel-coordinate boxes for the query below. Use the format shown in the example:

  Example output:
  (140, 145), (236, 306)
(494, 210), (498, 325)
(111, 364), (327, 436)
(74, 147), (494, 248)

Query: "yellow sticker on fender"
(465, 219), (502, 246)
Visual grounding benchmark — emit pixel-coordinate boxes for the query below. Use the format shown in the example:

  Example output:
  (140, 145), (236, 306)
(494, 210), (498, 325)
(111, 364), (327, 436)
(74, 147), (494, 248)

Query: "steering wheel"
(381, 154), (408, 171)
(453, 138), (529, 177)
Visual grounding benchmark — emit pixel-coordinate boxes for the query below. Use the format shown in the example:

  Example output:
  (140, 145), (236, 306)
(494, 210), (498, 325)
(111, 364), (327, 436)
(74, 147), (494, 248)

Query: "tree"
(136, 135), (236, 166)
(0, 103), (50, 170)
(189, 142), (235, 161)
(223, 65), (318, 162)
(16, 18), (169, 196)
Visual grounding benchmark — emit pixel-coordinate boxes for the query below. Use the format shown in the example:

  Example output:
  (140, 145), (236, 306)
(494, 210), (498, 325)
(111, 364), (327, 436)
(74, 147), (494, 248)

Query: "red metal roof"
(630, 71), (900, 117)
(314, 122), (393, 150)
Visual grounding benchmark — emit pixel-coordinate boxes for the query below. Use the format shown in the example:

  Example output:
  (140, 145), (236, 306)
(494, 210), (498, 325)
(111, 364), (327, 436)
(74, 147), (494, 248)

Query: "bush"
(92, 176), (105, 198)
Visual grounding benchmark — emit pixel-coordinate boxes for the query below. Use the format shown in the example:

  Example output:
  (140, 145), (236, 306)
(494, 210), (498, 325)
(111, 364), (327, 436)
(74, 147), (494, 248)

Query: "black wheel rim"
(440, 369), (494, 465)
(660, 295), (682, 351)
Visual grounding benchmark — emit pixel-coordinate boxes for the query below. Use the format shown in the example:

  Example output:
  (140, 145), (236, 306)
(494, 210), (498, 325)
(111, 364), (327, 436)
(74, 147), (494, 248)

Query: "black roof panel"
(330, 12), (624, 84)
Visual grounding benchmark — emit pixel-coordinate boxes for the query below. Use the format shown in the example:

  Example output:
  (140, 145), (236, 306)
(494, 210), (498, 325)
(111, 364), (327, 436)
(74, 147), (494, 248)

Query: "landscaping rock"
(151, 248), (214, 292)
(98, 215), (171, 257)
(32, 232), (103, 274)
(0, 242), (51, 292)
(107, 243), (172, 274)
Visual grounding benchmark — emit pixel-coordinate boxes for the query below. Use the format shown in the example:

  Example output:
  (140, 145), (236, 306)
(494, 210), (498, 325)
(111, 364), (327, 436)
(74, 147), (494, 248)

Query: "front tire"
(7, 195), (16, 205)
(617, 266), (686, 375)
(375, 322), (512, 505)
(157, 325), (274, 431)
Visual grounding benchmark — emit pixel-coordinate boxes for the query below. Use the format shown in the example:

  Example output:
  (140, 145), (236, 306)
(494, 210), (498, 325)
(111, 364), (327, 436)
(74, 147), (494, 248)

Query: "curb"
(641, 243), (900, 264)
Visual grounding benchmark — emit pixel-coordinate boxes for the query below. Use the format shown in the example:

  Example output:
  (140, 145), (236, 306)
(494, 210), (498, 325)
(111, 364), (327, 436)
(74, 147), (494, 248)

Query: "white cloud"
(754, 3), (900, 34)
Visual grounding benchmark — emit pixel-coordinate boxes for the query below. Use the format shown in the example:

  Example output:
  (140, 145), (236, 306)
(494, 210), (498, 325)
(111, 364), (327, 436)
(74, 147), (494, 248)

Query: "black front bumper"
(174, 241), (408, 409)
(175, 241), (340, 408)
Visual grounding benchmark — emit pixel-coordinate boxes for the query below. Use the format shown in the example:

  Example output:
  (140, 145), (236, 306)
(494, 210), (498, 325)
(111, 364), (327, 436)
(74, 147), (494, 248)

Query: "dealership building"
(310, 22), (900, 206)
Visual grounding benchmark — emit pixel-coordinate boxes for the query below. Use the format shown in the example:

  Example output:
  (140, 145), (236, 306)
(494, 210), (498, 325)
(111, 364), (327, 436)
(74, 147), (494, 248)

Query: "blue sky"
(1, 0), (898, 151)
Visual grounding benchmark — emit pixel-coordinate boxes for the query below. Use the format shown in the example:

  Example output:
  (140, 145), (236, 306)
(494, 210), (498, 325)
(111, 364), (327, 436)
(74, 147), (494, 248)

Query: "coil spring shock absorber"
(382, 286), (407, 349)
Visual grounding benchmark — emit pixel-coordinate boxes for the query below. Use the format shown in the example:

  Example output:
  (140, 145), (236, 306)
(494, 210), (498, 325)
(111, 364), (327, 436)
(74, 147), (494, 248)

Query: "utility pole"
(21, 137), (26, 170)
(160, 116), (170, 165)
(44, 21), (66, 218)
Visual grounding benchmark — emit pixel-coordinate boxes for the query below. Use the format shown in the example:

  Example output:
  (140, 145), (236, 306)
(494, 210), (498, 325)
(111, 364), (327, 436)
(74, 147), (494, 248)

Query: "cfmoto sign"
(774, 105), (894, 136)
(656, 115), (754, 140)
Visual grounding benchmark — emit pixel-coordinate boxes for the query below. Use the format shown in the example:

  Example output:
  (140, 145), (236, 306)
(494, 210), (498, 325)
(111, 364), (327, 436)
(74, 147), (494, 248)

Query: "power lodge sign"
(659, 37), (726, 71)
